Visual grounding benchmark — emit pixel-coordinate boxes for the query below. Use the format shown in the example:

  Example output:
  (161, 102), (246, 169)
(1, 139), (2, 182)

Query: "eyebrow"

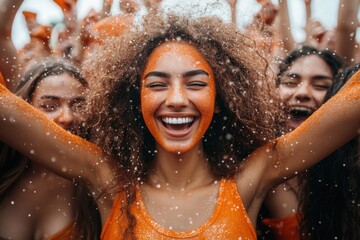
(144, 69), (209, 79)
(40, 95), (61, 100)
(183, 69), (209, 78)
(311, 75), (333, 81)
(285, 73), (333, 81)
(39, 96), (86, 101)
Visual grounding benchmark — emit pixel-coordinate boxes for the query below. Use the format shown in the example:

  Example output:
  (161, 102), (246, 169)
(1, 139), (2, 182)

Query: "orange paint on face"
(141, 41), (216, 154)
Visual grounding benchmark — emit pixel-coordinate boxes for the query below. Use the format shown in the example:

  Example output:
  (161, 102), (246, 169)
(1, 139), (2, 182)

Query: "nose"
(293, 82), (312, 102)
(56, 106), (74, 128)
(165, 83), (189, 109)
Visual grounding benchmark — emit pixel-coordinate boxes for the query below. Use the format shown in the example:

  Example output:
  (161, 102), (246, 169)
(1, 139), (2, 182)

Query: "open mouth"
(160, 117), (195, 132)
(289, 106), (314, 121)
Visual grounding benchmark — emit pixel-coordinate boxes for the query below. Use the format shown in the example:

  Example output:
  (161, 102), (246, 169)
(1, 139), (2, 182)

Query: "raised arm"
(226, 0), (238, 27)
(277, 0), (296, 53)
(0, 83), (116, 203)
(0, 0), (23, 91)
(336, 0), (360, 65)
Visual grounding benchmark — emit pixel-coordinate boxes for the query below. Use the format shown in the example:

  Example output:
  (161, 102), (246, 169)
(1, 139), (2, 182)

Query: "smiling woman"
(276, 46), (343, 130)
(260, 46), (344, 240)
(0, 58), (101, 239)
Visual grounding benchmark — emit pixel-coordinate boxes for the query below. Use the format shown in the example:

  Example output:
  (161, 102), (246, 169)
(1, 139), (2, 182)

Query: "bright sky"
(11, 0), (347, 49)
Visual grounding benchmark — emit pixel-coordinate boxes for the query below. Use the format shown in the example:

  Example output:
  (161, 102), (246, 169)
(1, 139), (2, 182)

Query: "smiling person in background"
(276, 46), (343, 131)
(260, 46), (343, 240)
(0, 59), (101, 240)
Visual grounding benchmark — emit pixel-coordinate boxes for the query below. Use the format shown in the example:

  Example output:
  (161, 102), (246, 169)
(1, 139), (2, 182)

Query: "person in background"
(0, 59), (101, 239)
(300, 63), (360, 240)
(259, 46), (343, 240)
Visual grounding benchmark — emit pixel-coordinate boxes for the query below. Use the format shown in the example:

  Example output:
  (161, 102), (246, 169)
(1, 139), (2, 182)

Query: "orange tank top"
(0, 71), (6, 87)
(262, 213), (300, 240)
(101, 178), (256, 239)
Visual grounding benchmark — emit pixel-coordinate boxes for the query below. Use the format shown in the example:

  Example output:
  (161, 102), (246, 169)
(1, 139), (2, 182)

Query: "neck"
(147, 143), (215, 191)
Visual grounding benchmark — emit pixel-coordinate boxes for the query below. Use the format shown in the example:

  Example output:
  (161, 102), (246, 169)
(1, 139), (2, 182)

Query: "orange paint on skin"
(141, 41), (216, 154)
(0, 83), (102, 163)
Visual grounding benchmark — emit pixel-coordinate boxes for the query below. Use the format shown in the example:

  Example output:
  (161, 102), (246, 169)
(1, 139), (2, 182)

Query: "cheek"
(39, 111), (57, 121)
(278, 87), (293, 101)
(313, 91), (327, 105)
(141, 90), (160, 123)
(193, 88), (216, 125)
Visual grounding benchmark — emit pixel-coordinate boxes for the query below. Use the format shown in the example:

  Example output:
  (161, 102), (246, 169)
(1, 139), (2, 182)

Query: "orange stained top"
(262, 213), (300, 240)
(0, 71), (6, 88)
(101, 178), (256, 239)
(23, 11), (52, 41)
(22, 11), (37, 20)
(91, 15), (132, 41)
(46, 220), (78, 240)
(53, 0), (76, 12)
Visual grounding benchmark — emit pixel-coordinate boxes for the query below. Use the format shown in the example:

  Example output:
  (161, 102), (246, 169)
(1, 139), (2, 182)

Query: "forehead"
(143, 41), (213, 75)
(33, 73), (85, 95)
(287, 55), (332, 76)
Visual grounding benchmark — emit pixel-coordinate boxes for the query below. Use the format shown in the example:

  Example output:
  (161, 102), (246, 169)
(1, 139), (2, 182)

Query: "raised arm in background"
(0, 82), (118, 224)
(277, 0), (296, 54)
(336, 0), (360, 65)
(226, 0), (238, 27)
(0, 0), (23, 91)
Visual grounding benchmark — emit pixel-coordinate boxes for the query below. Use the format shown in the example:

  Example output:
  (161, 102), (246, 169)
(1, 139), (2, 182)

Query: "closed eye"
(280, 81), (298, 88)
(40, 103), (58, 112)
(313, 84), (331, 90)
(146, 82), (167, 89)
(187, 81), (208, 89)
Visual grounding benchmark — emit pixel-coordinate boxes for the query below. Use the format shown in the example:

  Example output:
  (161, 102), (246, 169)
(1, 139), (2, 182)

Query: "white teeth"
(162, 117), (194, 124)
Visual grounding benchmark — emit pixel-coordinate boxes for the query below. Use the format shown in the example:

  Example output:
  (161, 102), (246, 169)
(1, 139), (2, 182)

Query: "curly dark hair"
(82, 13), (285, 238)
(300, 64), (360, 240)
(0, 58), (101, 239)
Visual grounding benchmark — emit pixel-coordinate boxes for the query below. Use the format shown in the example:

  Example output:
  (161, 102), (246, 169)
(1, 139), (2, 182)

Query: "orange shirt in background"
(0, 72), (6, 87)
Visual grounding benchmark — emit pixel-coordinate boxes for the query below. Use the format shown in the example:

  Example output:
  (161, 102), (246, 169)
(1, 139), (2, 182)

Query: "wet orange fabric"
(53, 0), (75, 12)
(262, 213), (300, 240)
(22, 11), (51, 41)
(101, 178), (256, 239)
(0, 72), (6, 87)
(46, 220), (78, 240)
